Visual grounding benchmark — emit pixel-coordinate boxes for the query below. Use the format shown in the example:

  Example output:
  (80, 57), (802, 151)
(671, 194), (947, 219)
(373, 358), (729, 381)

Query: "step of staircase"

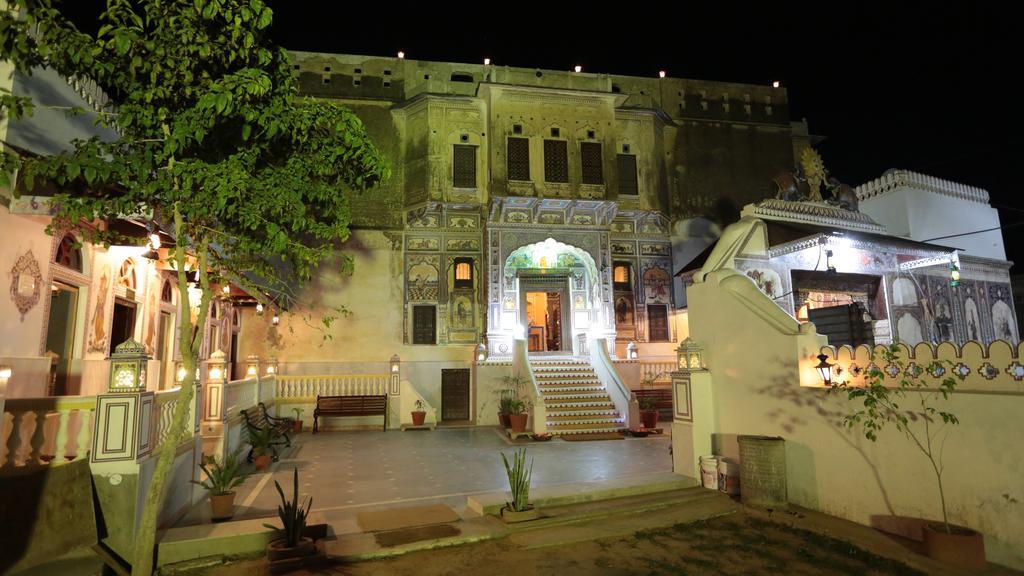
(530, 356), (626, 436)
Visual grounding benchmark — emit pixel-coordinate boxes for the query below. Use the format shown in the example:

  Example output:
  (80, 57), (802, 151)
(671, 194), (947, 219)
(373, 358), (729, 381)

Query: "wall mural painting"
(407, 237), (440, 251)
(992, 300), (1017, 341)
(9, 249), (43, 321)
(932, 296), (954, 343)
(964, 298), (981, 342)
(451, 295), (474, 328)
(615, 295), (635, 325)
(574, 294), (585, 310)
(88, 271), (110, 352)
(643, 266), (671, 305)
(745, 267), (783, 299)
(407, 261), (439, 301)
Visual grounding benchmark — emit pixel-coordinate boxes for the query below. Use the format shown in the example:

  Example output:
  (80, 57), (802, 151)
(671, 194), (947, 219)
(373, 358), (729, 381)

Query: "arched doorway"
(499, 238), (603, 355)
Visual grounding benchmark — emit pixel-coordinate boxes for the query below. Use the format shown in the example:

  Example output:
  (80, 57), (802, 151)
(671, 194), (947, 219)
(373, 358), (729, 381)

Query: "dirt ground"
(176, 512), (922, 576)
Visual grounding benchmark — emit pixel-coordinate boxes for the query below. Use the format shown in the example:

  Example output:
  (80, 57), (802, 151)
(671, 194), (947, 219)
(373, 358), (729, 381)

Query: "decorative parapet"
(817, 340), (1024, 394)
(744, 199), (888, 234)
(855, 169), (990, 205)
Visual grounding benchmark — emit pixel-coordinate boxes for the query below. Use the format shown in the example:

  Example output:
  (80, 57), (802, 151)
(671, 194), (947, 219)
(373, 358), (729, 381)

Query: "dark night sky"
(61, 2), (1020, 269)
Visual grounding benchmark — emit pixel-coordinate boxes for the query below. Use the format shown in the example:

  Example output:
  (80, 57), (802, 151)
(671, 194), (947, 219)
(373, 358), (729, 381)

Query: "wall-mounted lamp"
(483, 57), (491, 65)
(658, 70), (666, 78)
(772, 81), (780, 88)
(815, 353), (834, 386)
(475, 343), (487, 363)
(825, 250), (836, 275)
(176, 364), (187, 383)
(265, 357), (278, 375)
(245, 354), (260, 378)
(255, 303), (264, 315)
(397, 51), (405, 59)
(0, 365), (12, 380)
(626, 341), (638, 360)
(949, 263), (961, 287)
(271, 314), (280, 326)
(574, 65), (582, 73)
(390, 354), (401, 374)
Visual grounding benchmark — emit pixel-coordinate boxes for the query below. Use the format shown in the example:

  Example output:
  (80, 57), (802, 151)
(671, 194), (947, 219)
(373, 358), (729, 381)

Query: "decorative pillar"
(264, 356), (279, 376)
(201, 349), (228, 458)
(91, 339), (155, 463)
(671, 338), (713, 480)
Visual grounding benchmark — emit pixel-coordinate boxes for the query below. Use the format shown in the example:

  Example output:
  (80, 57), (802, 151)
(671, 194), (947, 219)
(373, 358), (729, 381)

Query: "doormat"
(356, 504), (460, 533)
(560, 432), (624, 442)
(374, 523), (460, 548)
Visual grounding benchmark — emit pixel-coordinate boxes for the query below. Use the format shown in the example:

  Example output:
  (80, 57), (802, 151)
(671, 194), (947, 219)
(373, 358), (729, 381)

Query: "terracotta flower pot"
(254, 453), (272, 471)
(923, 522), (986, 570)
(209, 492), (235, 521)
(498, 413), (511, 428)
(641, 410), (659, 429)
(508, 413), (528, 433)
(411, 411), (426, 426)
(267, 536), (315, 562)
(292, 420), (303, 433)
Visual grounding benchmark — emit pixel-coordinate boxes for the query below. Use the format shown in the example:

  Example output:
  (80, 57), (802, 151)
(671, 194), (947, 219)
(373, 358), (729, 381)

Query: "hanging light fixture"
(825, 250), (836, 275)
(949, 263), (961, 287)
(815, 353), (834, 386)
(255, 302), (264, 315)
(271, 314), (280, 326)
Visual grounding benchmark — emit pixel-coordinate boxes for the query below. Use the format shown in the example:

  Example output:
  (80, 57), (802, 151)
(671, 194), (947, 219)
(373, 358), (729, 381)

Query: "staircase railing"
(589, 338), (635, 428)
(512, 338), (546, 434)
(2, 395), (95, 469)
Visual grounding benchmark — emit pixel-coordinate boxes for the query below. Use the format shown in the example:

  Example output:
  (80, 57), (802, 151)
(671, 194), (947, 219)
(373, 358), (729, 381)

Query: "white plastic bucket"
(699, 455), (719, 490)
(718, 458), (741, 495)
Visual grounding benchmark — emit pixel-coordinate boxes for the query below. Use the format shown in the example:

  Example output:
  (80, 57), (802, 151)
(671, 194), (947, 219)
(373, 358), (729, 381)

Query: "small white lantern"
(390, 354), (401, 374)
(626, 341), (638, 360)
(245, 354), (260, 378)
(675, 338), (705, 371)
(265, 357), (279, 375)
(207, 349), (227, 383)
(475, 343), (487, 363)
(109, 338), (149, 392)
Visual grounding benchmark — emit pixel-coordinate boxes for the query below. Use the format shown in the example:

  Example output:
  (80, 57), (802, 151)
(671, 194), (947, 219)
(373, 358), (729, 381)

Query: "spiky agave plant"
(501, 448), (533, 512)
(263, 467), (312, 547)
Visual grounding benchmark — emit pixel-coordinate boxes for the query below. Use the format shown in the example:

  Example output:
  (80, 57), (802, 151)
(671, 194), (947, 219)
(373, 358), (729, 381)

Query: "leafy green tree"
(0, 1), (388, 573)
(829, 344), (963, 532)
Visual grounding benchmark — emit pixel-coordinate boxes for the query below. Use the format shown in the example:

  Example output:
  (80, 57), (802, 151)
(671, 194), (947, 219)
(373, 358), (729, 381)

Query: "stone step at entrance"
(529, 355), (625, 437)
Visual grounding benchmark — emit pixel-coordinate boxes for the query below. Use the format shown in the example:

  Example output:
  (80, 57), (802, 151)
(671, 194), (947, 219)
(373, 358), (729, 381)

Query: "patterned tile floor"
(179, 427), (673, 525)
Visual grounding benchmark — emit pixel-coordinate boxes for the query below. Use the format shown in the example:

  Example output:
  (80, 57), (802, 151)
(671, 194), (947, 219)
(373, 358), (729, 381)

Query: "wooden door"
(441, 369), (470, 421)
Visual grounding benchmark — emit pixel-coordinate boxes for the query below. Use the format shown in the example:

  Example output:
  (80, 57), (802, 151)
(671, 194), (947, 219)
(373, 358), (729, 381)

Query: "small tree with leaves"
(829, 344), (964, 533)
(0, 1), (388, 574)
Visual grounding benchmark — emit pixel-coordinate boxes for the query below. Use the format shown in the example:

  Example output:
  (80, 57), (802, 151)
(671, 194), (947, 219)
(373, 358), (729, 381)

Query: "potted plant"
(499, 447), (539, 522)
(638, 372), (662, 429)
(497, 373), (528, 428)
(497, 393), (515, 428)
(829, 344), (982, 569)
(263, 467), (316, 567)
(249, 426), (275, 471)
(507, 398), (531, 433)
(191, 449), (245, 521)
(291, 407), (304, 433)
(411, 399), (427, 426)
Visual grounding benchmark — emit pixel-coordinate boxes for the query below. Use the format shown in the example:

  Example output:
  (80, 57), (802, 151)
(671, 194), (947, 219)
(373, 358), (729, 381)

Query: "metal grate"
(581, 142), (603, 184)
(507, 137), (530, 181)
(544, 139), (569, 183)
(617, 154), (638, 195)
(453, 145), (476, 188)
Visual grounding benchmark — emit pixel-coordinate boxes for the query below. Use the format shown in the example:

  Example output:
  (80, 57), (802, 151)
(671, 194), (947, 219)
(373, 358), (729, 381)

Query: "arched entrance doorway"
(492, 238), (607, 356)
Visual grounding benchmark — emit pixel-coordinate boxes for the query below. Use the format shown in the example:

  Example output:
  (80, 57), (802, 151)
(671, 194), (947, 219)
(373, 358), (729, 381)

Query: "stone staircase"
(530, 356), (625, 436)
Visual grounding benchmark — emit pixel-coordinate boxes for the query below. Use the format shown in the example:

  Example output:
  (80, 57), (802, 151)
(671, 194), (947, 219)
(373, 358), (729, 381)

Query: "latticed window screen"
(452, 145), (476, 188)
(617, 154), (638, 195)
(544, 139), (569, 183)
(507, 137), (530, 181)
(413, 305), (436, 345)
(580, 142), (603, 184)
(647, 305), (669, 342)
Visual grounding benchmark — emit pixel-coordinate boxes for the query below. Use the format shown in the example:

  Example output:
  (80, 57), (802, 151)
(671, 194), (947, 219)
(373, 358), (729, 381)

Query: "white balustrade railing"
(152, 388), (183, 448)
(277, 374), (388, 398)
(640, 357), (676, 384)
(258, 374), (277, 404)
(225, 378), (259, 416)
(2, 396), (95, 469)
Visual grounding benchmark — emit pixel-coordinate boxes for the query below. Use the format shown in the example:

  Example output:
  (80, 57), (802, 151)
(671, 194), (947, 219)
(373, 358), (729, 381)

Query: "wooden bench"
(634, 389), (674, 422)
(313, 394), (387, 433)
(241, 405), (291, 462)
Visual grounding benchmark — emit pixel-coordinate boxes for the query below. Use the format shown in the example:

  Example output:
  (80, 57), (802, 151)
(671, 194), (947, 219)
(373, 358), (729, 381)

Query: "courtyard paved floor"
(178, 427), (674, 526)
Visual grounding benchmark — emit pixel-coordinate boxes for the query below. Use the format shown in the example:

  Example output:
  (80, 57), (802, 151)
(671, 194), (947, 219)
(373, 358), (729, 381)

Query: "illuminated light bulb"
(272, 315), (280, 326)
(397, 51), (405, 59)
(574, 65), (582, 73)
(658, 70), (666, 78)
(256, 303), (264, 314)
(246, 365), (257, 377)
(149, 233), (161, 250)
(484, 58), (491, 65)
(176, 366), (186, 382)
(222, 284), (230, 294)
(772, 81), (780, 88)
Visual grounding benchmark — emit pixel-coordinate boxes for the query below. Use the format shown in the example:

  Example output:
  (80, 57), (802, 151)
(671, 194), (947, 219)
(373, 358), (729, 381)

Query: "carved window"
(412, 305), (436, 345)
(613, 263), (632, 291)
(507, 137), (530, 181)
(161, 280), (173, 303)
(117, 259), (136, 290)
(617, 154), (638, 196)
(54, 235), (82, 272)
(648, 305), (670, 342)
(544, 139), (569, 183)
(454, 258), (473, 289)
(581, 142), (603, 184)
(453, 145), (476, 188)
